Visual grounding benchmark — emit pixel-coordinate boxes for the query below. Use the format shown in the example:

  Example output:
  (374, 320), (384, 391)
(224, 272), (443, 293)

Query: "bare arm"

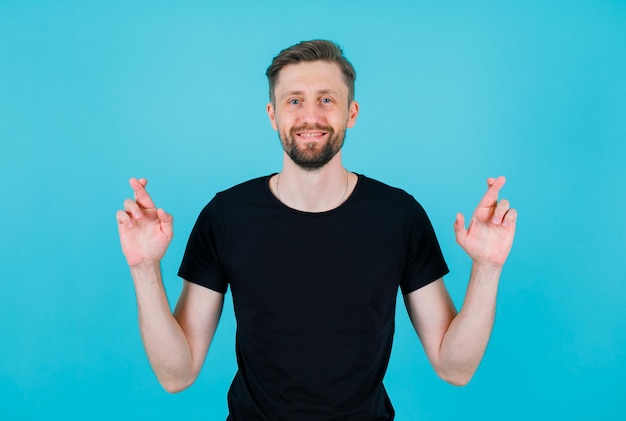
(405, 177), (517, 386)
(117, 178), (223, 392)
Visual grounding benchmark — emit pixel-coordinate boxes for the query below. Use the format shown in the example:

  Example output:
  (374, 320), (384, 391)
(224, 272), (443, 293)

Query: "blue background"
(1, 1), (625, 419)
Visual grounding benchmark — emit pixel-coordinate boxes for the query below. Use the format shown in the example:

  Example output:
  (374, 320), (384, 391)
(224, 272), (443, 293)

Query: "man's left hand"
(454, 176), (517, 266)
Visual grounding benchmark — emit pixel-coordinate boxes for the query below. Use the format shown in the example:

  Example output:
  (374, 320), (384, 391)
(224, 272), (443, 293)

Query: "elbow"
(441, 372), (473, 387)
(159, 375), (195, 394)
(433, 352), (481, 386)
(162, 383), (188, 394)
(436, 366), (476, 387)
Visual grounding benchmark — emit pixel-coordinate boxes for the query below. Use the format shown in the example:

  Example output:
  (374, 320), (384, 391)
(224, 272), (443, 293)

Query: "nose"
(299, 101), (322, 124)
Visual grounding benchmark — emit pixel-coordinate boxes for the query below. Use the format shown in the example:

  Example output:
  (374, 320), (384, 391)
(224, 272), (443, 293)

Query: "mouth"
(296, 131), (327, 140)
(292, 124), (333, 142)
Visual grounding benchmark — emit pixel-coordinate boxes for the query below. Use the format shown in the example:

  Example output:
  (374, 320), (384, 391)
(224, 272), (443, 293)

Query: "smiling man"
(268, 58), (357, 173)
(117, 40), (517, 420)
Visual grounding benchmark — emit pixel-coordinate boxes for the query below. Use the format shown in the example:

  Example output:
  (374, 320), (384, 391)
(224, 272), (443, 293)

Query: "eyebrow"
(280, 89), (340, 98)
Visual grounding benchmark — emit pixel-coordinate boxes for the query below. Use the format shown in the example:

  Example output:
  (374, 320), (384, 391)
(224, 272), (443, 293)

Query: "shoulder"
(195, 175), (273, 222)
(203, 175), (272, 207)
(217, 175), (271, 198)
(356, 174), (417, 206)
(353, 174), (432, 222)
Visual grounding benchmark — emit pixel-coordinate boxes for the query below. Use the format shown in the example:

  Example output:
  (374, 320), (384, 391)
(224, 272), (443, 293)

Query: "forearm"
(438, 262), (501, 385)
(130, 263), (195, 392)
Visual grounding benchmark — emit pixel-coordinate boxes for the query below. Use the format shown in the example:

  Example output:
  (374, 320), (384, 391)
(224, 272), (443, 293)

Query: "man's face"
(267, 61), (359, 170)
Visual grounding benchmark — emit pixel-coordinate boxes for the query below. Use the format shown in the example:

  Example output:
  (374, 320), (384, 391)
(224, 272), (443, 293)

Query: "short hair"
(265, 39), (356, 104)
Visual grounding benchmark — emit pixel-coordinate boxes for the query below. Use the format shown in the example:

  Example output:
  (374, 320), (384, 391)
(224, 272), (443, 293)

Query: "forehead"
(274, 61), (348, 97)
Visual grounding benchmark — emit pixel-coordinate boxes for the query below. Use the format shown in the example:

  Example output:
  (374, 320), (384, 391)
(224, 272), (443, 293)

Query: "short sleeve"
(178, 196), (228, 294)
(400, 200), (449, 295)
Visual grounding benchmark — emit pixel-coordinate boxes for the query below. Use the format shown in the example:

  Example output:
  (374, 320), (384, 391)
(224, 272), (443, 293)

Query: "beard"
(279, 123), (346, 171)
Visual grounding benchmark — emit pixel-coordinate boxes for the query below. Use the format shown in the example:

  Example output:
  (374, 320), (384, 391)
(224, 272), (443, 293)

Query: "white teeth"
(300, 133), (323, 138)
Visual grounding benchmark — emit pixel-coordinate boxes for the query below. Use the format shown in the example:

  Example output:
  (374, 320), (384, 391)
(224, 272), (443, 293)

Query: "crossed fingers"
(117, 178), (158, 228)
(480, 176), (517, 228)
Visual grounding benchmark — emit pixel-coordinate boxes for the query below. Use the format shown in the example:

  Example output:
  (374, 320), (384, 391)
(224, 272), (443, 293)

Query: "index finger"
(477, 176), (506, 209)
(129, 177), (156, 209)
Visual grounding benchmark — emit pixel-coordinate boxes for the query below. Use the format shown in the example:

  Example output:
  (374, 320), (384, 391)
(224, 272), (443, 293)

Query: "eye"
(321, 97), (333, 104)
(288, 99), (300, 105)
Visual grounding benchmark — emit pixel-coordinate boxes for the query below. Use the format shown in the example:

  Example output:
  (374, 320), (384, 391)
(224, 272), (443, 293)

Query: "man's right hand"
(116, 178), (174, 267)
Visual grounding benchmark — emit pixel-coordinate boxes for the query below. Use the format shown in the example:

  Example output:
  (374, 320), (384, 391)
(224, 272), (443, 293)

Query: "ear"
(346, 100), (359, 128)
(267, 102), (278, 131)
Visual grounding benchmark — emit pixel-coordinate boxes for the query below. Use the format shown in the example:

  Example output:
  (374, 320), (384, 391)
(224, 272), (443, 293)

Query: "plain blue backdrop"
(1, 1), (625, 419)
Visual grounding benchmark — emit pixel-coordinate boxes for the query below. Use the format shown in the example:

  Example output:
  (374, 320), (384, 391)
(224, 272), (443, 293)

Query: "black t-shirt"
(179, 174), (449, 421)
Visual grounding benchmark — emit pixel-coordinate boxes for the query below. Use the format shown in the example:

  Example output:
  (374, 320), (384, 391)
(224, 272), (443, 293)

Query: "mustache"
(290, 123), (334, 135)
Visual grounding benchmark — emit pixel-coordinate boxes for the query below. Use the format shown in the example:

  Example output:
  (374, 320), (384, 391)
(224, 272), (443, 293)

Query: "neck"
(273, 152), (354, 212)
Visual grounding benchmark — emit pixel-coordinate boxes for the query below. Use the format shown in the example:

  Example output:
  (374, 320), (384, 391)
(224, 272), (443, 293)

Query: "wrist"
(471, 260), (503, 270)
(470, 260), (503, 283)
(130, 261), (162, 282)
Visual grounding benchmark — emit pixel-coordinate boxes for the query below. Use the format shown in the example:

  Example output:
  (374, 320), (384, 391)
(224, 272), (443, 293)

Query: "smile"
(297, 132), (326, 138)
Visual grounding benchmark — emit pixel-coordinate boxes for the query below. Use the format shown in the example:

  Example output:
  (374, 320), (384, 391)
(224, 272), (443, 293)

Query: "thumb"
(157, 208), (174, 237)
(453, 213), (466, 245)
